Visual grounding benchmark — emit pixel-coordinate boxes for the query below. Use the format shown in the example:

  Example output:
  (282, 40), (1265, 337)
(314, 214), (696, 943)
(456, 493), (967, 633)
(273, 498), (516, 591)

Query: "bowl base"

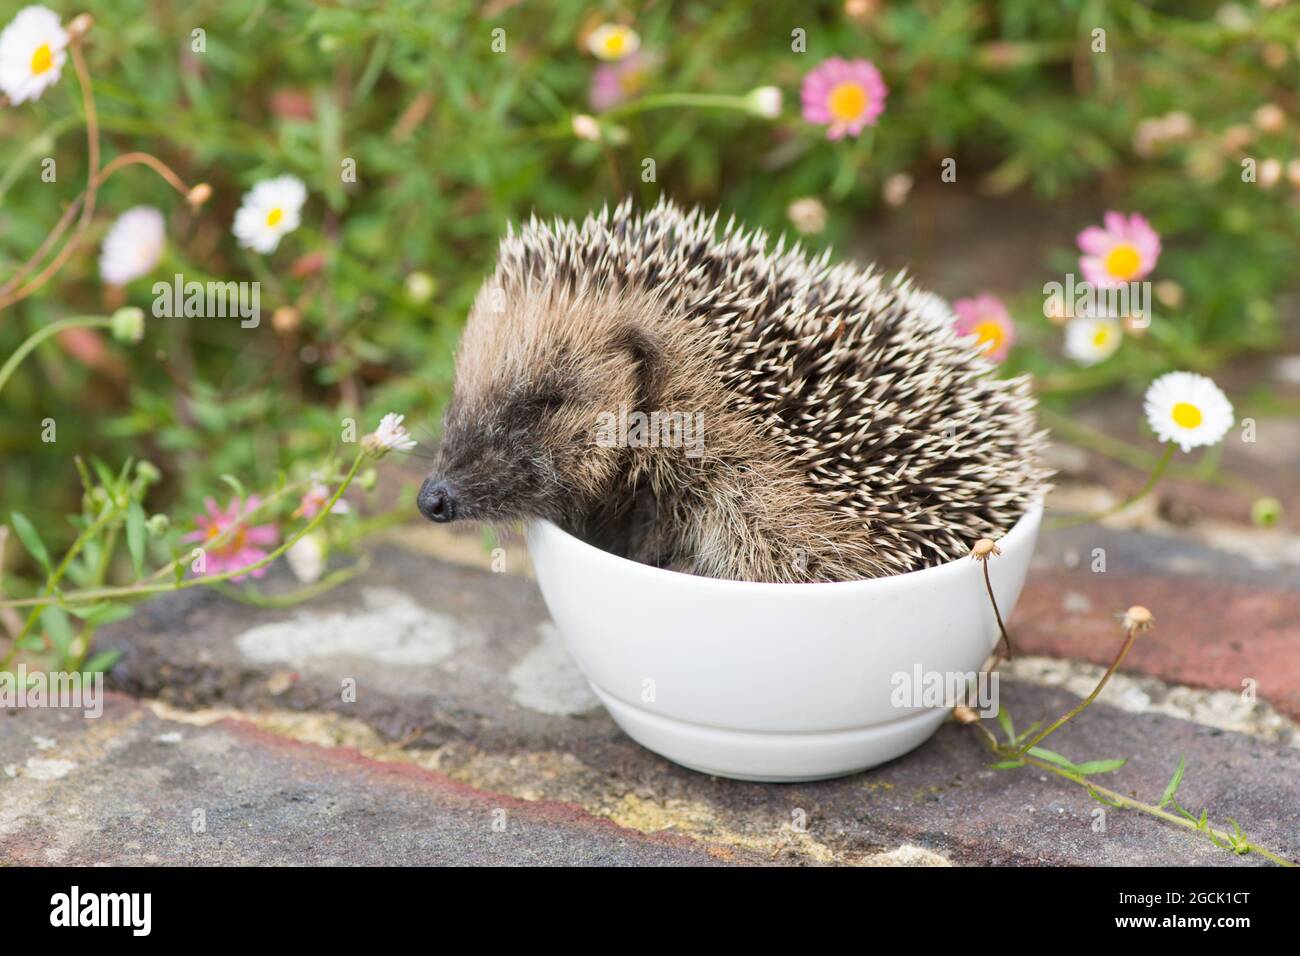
(592, 685), (950, 783)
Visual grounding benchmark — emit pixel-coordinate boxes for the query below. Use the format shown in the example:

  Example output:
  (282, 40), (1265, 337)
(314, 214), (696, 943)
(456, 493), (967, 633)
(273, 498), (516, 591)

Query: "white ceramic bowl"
(527, 501), (1042, 782)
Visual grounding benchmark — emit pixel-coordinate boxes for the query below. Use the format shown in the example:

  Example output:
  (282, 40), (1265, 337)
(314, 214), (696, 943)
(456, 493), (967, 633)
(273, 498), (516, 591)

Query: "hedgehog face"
(419, 306), (659, 528)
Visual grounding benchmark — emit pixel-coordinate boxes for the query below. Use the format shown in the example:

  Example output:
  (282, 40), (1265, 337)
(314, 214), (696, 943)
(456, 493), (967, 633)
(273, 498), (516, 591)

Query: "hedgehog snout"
(418, 478), (457, 523)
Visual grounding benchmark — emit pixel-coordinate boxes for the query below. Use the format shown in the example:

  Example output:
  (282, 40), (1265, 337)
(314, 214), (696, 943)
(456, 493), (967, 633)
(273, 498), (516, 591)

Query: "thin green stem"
(211, 554), (372, 608)
(1020, 756), (1295, 867)
(601, 92), (758, 121)
(1038, 407), (1261, 497)
(1046, 443), (1175, 530)
(0, 316), (112, 398)
(1015, 623), (1141, 756)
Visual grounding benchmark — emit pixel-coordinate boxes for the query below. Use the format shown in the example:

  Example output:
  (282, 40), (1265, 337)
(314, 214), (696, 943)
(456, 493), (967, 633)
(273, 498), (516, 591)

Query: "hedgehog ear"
(612, 324), (665, 412)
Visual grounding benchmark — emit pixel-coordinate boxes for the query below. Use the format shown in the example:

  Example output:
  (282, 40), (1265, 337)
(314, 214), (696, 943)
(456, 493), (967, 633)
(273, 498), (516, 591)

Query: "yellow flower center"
(1092, 326), (1112, 348)
(1104, 243), (1142, 281)
(970, 320), (1006, 356)
(206, 522), (247, 555)
(828, 82), (869, 122)
(31, 43), (53, 75)
(602, 31), (627, 57)
(1171, 402), (1202, 429)
(266, 207), (284, 227)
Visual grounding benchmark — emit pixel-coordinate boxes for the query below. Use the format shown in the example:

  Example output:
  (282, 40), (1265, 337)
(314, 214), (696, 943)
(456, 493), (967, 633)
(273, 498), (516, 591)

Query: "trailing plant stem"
(0, 316), (112, 398)
(1019, 755), (1295, 867)
(1015, 620), (1141, 756)
(1046, 444), (1175, 530)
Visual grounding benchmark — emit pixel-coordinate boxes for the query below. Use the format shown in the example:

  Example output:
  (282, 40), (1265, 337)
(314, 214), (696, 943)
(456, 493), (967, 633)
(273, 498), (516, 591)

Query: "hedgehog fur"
(420, 196), (1050, 583)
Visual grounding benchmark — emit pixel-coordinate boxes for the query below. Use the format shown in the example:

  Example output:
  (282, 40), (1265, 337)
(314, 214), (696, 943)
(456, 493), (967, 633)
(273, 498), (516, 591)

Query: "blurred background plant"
(1, 0), (1298, 670)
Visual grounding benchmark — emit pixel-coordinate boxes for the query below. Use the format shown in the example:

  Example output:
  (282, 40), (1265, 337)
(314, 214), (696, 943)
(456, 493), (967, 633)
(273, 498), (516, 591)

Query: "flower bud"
(405, 272), (436, 304)
(1251, 496), (1283, 527)
(746, 86), (782, 119)
(110, 306), (145, 344)
(571, 114), (602, 142)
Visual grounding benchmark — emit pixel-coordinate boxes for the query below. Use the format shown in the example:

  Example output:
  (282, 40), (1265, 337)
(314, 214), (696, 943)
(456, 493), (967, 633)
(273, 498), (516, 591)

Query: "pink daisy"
(800, 57), (887, 140)
(1076, 212), (1161, 287)
(183, 496), (279, 581)
(952, 294), (1016, 363)
(588, 51), (655, 111)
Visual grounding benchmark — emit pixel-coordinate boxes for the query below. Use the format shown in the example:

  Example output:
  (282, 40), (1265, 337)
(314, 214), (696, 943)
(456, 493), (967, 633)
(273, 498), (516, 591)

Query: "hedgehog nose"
(418, 479), (457, 523)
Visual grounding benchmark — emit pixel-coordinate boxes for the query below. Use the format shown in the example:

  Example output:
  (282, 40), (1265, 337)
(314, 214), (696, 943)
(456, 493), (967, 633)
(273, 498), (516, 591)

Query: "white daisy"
(1063, 314), (1123, 365)
(1143, 371), (1234, 452)
(0, 5), (68, 105)
(99, 206), (165, 285)
(232, 175), (307, 254)
(363, 412), (417, 457)
(587, 24), (639, 62)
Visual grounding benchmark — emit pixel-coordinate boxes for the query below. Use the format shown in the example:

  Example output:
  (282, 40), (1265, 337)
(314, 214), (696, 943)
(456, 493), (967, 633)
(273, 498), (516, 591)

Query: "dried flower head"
(970, 538), (1001, 561)
(1123, 605), (1154, 634)
(786, 197), (827, 235)
(186, 182), (213, 208)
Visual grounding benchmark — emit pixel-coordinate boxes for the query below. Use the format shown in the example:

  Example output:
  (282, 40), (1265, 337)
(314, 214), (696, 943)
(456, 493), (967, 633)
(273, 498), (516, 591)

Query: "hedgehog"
(418, 197), (1049, 583)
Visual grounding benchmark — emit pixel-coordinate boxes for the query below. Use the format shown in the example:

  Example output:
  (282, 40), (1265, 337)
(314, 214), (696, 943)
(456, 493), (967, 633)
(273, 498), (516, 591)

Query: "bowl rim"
(527, 497), (1043, 595)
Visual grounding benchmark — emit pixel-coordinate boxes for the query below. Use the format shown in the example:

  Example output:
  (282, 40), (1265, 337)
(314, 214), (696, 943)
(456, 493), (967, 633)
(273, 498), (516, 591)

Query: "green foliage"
(1, 0), (1297, 556)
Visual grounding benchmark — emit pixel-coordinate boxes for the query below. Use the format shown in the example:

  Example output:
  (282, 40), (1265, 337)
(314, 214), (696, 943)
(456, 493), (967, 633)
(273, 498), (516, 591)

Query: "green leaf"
(219, 474), (247, 501)
(40, 606), (74, 653)
(85, 602), (135, 627)
(1027, 746), (1081, 773)
(1159, 755), (1186, 808)
(126, 501), (147, 577)
(1071, 758), (1128, 776)
(988, 760), (1023, 770)
(91, 457), (117, 493)
(83, 649), (122, 673)
(73, 456), (94, 495)
(1086, 785), (1124, 808)
(995, 706), (1015, 743)
(10, 512), (52, 574)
